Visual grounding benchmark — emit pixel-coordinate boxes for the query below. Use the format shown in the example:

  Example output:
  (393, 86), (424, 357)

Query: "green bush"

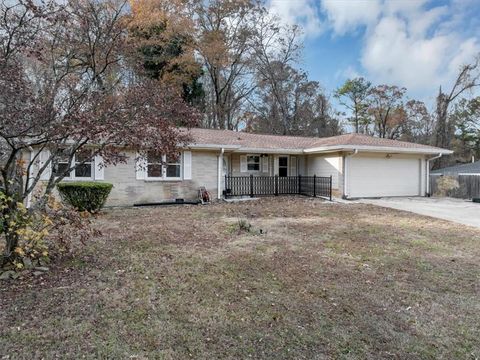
(57, 182), (113, 212)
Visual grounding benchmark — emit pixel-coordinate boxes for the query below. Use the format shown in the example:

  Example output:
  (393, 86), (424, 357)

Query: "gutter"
(304, 144), (453, 155)
(343, 149), (359, 199)
(426, 153), (442, 196)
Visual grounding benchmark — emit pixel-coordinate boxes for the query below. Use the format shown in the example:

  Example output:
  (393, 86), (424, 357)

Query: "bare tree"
(247, 61), (340, 137)
(368, 85), (407, 139)
(433, 55), (480, 167)
(191, 0), (261, 130)
(401, 100), (435, 145)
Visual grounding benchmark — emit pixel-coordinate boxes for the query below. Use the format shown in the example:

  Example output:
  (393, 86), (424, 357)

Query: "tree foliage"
(127, 0), (205, 105)
(335, 78), (371, 133)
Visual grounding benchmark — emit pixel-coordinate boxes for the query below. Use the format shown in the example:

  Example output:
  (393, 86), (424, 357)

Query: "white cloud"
(269, 0), (479, 97)
(321, 0), (382, 35)
(268, 0), (323, 38)
(317, 0), (480, 96)
(361, 16), (451, 91)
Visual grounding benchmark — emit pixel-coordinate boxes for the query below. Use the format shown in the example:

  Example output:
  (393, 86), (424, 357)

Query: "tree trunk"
(433, 90), (450, 169)
(1, 201), (20, 266)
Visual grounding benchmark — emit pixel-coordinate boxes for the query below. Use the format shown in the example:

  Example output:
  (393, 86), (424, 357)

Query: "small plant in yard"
(229, 218), (253, 234)
(435, 176), (459, 197)
(1, 194), (94, 278)
(57, 182), (113, 213)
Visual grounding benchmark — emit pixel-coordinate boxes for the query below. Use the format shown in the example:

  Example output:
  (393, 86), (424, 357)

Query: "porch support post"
(217, 148), (224, 199)
(313, 174), (316, 197)
(329, 175), (332, 201)
(275, 175), (278, 196)
(250, 174), (254, 198)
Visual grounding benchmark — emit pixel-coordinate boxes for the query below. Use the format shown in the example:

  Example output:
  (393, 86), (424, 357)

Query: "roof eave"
(233, 148), (304, 154)
(187, 144), (241, 151)
(304, 144), (453, 155)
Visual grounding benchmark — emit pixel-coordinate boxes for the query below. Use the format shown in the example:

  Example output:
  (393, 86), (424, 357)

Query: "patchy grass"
(1, 197), (480, 359)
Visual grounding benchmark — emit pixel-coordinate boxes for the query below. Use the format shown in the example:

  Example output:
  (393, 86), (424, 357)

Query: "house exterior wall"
(305, 153), (343, 190)
(229, 153), (307, 176)
(229, 153), (272, 176)
(103, 150), (219, 206)
(27, 150), (220, 207)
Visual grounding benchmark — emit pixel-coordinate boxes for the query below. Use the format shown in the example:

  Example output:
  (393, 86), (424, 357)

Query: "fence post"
(298, 174), (302, 195)
(250, 174), (254, 198)
(275, 175), (278, 196)
(313, 174), (316, 197)
(225, 174), (228, 198)
(329, 175), (332, 201)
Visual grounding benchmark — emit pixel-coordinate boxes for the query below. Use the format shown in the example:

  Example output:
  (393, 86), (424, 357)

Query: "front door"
(278, 156), (288, 177)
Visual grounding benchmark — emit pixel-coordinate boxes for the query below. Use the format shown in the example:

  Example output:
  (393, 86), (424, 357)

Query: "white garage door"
(348, 156), (421, 198)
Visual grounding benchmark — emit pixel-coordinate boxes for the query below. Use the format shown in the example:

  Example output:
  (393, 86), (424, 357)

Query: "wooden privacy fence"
(224, 175), (332, 200)
(429, 175), (480, 199)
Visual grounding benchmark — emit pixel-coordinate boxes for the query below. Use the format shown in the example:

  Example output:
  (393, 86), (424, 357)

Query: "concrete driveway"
(358, 197), (480, 229)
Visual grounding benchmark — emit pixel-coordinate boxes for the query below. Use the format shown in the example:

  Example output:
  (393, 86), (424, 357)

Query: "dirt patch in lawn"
(1, 197), (479, 359)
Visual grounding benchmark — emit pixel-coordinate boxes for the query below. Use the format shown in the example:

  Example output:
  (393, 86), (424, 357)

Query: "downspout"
(426, 153), (442, 197)
(217, 148), (224, 200)
(343, 149), (359, 199)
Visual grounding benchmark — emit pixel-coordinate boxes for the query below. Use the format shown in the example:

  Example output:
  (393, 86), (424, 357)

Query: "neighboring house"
(430, 161), (480, 176)
(29, 128), (453, 206)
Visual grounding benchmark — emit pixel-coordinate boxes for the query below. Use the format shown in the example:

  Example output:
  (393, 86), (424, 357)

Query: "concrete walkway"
(358, 197), (480, 229)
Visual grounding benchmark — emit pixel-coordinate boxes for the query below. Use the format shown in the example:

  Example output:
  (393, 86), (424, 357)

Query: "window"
(53, 152), (71, 178)
(278, 156), (288, 177)
(166, 154), (181, 178)
(247, 155), (260, 171)
(146, 152), (182, 180)
(74, 151), (93, 178)
(52, 150), (93, 179)
(147, 152), (163, 178)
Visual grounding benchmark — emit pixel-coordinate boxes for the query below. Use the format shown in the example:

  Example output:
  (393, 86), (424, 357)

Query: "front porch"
(224, 174), (332, 200)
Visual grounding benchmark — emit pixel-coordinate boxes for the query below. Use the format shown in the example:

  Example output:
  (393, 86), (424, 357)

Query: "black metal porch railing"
(224, 175), (332, 201)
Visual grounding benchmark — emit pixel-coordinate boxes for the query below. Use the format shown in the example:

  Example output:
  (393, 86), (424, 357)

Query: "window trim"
(246, 154), (261, 172)
(145, 153), (183, 181)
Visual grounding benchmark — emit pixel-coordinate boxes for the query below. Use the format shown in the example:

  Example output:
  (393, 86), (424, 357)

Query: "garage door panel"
(349, 157), (420, 198)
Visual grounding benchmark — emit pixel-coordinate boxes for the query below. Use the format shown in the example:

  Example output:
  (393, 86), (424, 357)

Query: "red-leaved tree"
(0, 0), (198, 264)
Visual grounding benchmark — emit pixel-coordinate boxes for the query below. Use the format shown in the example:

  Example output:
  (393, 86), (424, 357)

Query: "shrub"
(57, 182), (113, 212)
(434, 176), (459, 197)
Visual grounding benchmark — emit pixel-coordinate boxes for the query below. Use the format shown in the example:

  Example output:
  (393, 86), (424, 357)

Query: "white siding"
(306, 153), (343, 189)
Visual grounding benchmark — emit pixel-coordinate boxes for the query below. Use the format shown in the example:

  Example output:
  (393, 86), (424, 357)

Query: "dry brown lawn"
(1, 197), (480, 359)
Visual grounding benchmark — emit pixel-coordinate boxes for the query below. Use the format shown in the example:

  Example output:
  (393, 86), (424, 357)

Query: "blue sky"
(268, 0), (480, 107)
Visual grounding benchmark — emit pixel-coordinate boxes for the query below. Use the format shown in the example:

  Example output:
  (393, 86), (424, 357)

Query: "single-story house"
(30, 128), (453, 206)
(430, 160), (480, 176)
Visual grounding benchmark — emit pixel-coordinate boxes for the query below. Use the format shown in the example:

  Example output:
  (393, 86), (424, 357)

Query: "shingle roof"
(186, 128), (317, 149)
(431, 161), (480, 174)
(184, 128), (451, 153)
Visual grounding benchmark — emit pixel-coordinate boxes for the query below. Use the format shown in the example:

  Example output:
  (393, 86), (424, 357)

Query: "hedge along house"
(29, 128), (452, 206)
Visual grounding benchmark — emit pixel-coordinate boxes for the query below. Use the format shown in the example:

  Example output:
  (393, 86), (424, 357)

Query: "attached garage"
(346, 154), (424, 198)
